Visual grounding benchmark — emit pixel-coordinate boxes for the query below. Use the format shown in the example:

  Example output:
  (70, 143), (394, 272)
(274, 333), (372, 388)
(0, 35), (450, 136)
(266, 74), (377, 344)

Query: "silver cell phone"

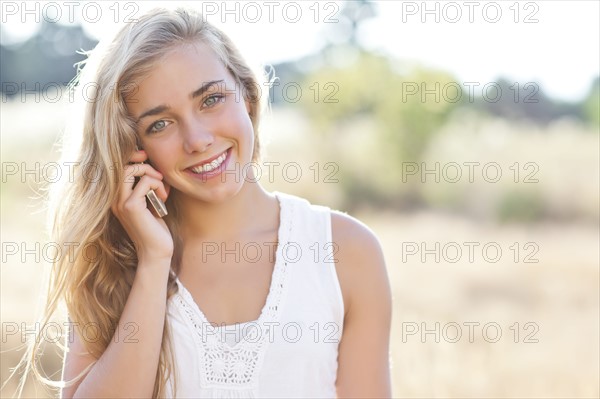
(145, 187), (168, 218)
(135, 146), (168, 218)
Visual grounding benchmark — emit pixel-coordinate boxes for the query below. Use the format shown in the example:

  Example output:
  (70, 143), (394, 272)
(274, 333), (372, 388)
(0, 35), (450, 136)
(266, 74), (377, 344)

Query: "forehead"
(126, 42), (235, 107)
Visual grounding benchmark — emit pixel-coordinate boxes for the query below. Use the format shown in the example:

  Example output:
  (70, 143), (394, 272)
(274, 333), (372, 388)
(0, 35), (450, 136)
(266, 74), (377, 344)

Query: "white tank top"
(165, 191), (345, 398)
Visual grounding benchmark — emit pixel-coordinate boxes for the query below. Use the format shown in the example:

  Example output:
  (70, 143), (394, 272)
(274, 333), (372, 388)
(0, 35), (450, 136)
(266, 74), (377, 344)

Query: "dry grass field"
(1, 100), (598, 398)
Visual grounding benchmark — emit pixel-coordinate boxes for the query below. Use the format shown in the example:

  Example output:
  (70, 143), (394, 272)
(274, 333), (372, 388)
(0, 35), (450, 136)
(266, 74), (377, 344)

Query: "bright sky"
(1, 0), (598, 101)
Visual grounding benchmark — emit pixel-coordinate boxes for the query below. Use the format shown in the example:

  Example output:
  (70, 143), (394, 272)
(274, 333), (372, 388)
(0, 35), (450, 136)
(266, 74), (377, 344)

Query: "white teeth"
(191, 151), (227, 174)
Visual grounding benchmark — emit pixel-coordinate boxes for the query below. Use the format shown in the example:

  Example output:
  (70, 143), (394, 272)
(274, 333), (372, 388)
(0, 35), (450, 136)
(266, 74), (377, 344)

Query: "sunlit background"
(1, 1), (599, 397)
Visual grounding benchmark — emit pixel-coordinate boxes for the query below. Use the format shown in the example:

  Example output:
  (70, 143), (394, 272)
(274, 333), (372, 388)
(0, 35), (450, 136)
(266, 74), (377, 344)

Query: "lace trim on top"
(171, 192), (294, 394)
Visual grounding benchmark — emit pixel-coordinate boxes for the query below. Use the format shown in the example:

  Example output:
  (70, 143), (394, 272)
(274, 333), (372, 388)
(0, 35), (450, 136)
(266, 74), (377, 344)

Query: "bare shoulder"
(330, 211), (389, 315)
(330, 211), (393, 396)
(330, 211), (384, 256)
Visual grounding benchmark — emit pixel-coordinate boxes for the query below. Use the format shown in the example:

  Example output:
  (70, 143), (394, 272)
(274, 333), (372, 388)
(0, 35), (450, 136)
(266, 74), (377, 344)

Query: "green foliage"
(496, 190), (545, 222)
(299, 49), (460, 161)
(583, 77), (600, 129)
(296, 49), (460, 206)
(376, 67), (460, 162)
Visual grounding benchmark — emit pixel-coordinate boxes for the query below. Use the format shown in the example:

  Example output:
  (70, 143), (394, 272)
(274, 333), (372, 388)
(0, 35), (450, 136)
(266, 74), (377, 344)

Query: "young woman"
(21, 7), (392, 398)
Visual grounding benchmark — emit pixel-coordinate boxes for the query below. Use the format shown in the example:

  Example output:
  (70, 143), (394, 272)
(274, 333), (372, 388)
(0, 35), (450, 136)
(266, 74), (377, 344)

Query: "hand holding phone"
(145, 182), (168, 217)
(135, 147), (168, 218)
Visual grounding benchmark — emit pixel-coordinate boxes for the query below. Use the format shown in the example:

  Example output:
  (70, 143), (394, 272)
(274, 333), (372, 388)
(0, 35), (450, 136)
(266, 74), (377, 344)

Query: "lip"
(188, 148), (230, 170)
(185, 148), (231, 181)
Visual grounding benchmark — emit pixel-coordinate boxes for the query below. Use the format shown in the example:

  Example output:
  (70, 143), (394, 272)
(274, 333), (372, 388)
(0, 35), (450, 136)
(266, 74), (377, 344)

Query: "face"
(125, 42), (255, 203)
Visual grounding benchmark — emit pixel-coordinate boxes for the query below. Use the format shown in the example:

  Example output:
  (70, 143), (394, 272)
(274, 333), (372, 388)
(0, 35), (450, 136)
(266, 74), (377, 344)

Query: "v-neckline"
(174, 191), (287, 332)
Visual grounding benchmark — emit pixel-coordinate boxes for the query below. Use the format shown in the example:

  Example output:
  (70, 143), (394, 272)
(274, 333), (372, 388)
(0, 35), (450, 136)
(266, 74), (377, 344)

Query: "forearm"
(72, 260), (171, 398)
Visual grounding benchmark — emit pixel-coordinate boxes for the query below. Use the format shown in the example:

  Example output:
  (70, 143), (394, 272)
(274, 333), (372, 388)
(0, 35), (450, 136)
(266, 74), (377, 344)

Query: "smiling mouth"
(189, 149), (229, 174)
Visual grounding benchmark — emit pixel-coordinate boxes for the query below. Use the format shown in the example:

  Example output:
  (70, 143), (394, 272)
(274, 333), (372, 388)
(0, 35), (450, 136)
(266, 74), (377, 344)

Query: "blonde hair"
(10, 7), (273, 398)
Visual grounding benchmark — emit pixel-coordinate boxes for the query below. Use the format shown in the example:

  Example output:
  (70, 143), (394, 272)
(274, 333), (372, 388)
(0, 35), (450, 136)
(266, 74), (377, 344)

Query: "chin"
(195, 182), (244, 204)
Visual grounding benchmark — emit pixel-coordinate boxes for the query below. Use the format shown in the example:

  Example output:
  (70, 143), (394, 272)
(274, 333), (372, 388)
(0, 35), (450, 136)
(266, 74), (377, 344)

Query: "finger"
(128, 149), (148, 164)
(130, 175), (169, 209)
(117, 164), (164, 208)
(123, 163), (163, 185)
(119, 175), (165, 215)
(143, 179), (169, 201)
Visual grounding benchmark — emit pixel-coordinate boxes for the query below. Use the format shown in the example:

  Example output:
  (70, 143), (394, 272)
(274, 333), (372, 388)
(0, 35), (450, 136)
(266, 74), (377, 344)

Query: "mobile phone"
(145, 188), (168, 218)
(135, 146), (168, 218)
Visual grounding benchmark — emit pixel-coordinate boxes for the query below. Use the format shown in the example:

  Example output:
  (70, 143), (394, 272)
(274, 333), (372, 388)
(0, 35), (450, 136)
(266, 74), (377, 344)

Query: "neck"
(172, 182), (277, 241)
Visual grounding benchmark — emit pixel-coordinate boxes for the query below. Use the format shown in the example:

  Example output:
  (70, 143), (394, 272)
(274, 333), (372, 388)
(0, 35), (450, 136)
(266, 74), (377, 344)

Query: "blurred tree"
(284, 0), (461, 208)
(473, 78), (583, 124)
(1, 21), (97, 96)
(263, 0), (376, 106)
(300, 50), (459, 158)
(328, 0), (377, 48)
(582, 76), (600, 129)
(297, 50), (460, 209)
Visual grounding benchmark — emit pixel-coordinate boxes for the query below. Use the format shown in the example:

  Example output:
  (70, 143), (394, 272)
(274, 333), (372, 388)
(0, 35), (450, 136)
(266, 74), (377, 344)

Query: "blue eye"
(147, 120), (168, 134)
(204, 94), (225, 107)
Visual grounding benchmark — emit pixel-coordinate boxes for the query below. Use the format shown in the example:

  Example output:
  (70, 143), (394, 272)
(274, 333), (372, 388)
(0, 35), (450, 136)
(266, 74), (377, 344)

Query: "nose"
(181, 118), (214, 154)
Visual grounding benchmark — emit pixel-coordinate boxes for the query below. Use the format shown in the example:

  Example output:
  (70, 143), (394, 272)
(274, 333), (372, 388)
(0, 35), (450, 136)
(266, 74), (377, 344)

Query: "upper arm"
(331, 212), (393, 398)
(60, 319), (97, 399)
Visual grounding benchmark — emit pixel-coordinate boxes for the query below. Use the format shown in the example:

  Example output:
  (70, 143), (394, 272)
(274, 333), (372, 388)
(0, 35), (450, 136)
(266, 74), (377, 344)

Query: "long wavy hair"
(11, 7), (272, 398)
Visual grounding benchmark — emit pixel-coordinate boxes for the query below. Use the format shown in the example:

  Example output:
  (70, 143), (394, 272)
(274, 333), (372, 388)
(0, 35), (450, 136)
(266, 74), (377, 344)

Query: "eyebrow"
(135, 79), (225, 124)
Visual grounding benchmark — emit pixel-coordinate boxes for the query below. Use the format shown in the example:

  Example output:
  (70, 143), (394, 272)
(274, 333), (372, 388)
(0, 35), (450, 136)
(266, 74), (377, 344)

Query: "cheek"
(144, 143), (177, 173)
(226, 103), (254, 140)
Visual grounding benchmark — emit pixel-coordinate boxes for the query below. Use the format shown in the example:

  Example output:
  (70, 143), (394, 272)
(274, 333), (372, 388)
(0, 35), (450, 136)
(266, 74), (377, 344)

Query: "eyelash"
(145, 93), (226, 134)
